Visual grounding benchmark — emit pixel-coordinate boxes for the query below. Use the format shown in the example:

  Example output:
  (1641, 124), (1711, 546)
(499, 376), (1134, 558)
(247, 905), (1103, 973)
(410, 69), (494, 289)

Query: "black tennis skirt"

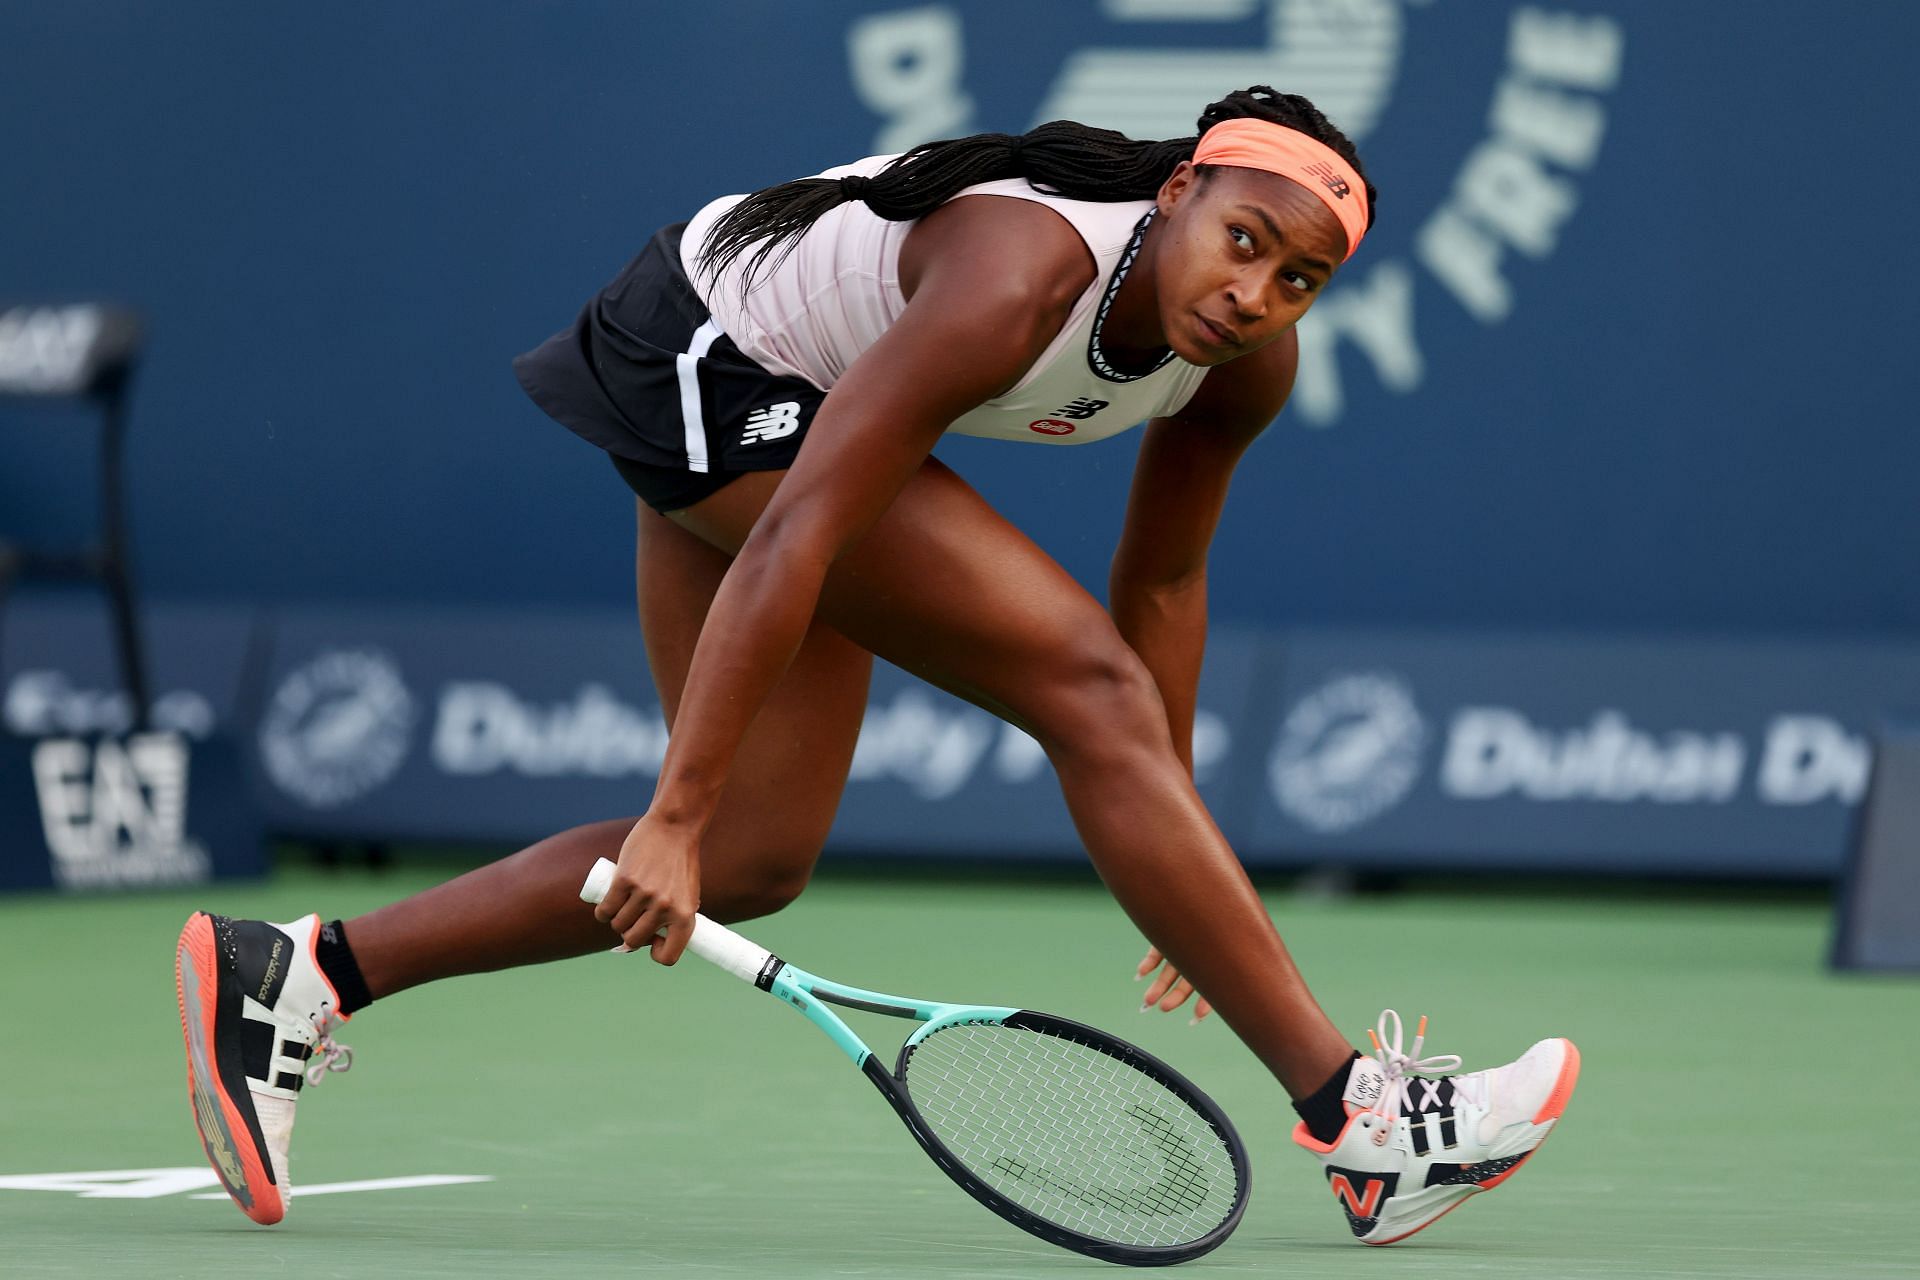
(512, 222), (826, 513)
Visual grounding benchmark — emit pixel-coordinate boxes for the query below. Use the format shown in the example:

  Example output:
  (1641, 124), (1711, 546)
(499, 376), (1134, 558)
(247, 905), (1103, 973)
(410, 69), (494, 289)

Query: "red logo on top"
(1029, 419), (1075, 435)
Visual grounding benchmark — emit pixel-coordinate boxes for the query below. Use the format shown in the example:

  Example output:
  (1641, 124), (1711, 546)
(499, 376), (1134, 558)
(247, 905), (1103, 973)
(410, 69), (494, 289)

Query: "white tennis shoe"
(175, 912), (355, 1224)
(1293, 1011), (1580, 1245)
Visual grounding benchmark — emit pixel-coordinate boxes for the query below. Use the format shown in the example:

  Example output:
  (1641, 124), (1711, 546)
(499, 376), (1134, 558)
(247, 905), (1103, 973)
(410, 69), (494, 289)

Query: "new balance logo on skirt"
(741, 401), (803, 446)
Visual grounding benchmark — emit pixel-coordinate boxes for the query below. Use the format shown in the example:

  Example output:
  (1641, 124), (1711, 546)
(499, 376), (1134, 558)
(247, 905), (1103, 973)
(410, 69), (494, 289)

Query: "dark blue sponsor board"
(246, 604), (1264, 856)
(829, 634), (1264, 857)
(0, 731), (264, 893)
(253, 605), (662, 841)
(0, 595), (260, 740)
(7, 599), (1917, 886)
(1252, 631), (1920, 876)
(0, 597), (266, 891)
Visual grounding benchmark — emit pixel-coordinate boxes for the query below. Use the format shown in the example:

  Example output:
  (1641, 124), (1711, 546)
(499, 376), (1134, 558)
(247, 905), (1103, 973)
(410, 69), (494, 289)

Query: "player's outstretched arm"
(1110, 331), (1299, 1017)
(596, 198), (1093, 961)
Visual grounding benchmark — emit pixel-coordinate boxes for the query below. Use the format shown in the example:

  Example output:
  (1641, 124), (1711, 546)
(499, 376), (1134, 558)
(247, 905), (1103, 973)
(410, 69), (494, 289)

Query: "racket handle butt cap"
(581, 857), (616, 905)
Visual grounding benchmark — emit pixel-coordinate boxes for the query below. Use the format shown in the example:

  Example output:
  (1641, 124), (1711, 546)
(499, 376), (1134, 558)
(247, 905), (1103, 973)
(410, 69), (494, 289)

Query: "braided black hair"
(698, 86), (1377, 288)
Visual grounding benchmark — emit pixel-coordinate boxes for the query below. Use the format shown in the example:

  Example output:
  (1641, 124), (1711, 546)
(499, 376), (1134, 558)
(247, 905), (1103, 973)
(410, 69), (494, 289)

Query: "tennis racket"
(580, 857), (1249, 1266)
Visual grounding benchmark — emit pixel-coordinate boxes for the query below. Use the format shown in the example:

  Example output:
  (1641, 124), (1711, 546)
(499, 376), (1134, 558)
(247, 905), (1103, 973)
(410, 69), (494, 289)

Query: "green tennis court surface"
(3, 862), (1915, 1278)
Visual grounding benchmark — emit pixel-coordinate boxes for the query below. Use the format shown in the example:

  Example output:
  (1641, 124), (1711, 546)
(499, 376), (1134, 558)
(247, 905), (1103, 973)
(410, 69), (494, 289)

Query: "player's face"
(1150, 163), (1349, 366)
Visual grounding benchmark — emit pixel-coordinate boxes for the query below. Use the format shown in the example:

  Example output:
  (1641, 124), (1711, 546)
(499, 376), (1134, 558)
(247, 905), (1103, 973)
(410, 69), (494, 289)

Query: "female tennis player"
(175, 86), (1578, 1245)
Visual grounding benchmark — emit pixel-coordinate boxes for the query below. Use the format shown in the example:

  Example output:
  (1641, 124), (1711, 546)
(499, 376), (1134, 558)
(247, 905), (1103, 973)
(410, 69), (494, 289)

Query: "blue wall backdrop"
(5, 1), (1914, 630)
(3, 2), (1917, 881)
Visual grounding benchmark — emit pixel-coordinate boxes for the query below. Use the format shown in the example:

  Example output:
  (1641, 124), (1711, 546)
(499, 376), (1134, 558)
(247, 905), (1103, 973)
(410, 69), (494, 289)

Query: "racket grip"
(579, 857), (774, 985)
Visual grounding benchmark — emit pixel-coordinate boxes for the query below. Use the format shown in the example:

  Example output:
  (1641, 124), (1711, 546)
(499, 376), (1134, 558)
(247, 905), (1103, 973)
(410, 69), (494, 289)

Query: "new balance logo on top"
(1053, 397), (1109, 420)
(740, 401), (803, 446)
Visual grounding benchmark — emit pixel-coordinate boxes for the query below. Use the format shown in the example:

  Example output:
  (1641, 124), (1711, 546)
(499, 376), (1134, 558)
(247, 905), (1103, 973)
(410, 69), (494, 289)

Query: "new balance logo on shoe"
(1329, 1171), (1391, 1219)
(741, 401), (802, 446)
(257, 938), (285, 1004)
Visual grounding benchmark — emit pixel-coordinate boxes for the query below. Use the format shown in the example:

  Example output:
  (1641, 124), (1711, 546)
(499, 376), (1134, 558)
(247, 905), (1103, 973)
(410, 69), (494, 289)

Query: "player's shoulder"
(899, 194), (1095, 317)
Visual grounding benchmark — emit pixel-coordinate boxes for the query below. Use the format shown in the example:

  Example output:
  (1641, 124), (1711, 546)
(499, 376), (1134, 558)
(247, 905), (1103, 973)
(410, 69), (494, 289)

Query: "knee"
(1022, 639), (1170, 762)
(704, 854), (815, 924)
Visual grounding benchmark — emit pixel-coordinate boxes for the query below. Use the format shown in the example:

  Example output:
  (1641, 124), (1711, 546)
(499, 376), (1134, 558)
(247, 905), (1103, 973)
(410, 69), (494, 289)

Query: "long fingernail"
(610, 944), (631, 954)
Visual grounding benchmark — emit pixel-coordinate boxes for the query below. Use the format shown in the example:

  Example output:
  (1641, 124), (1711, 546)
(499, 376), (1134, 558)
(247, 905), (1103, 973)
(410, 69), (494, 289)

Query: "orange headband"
(1191, 118), (1370, 261)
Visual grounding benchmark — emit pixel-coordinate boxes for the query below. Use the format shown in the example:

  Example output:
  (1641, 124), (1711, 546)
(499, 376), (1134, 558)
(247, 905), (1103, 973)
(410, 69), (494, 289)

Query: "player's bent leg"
(343, 818), (637, 998)
(671, 461), (1580, 1245)
(1294, 1012), (1581, 1245)
(672, 462), (1355, 1096)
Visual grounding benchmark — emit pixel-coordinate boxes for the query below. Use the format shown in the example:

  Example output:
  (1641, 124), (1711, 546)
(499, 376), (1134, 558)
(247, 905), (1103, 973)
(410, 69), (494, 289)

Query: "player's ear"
(1157, 161), (1202, 216)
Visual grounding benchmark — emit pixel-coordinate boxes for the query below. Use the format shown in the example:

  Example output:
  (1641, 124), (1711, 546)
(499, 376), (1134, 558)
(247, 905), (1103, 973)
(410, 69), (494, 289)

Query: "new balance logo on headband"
(741, 401), (803, 446)
(1303, 161), (1351, 200)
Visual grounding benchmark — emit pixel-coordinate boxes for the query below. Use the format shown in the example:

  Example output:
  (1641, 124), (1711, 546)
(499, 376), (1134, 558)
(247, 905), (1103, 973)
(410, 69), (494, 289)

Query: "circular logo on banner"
(1269, 672), (1427, 833)
(260, 650), (414, 808)
(1028, 419), (1075, 435)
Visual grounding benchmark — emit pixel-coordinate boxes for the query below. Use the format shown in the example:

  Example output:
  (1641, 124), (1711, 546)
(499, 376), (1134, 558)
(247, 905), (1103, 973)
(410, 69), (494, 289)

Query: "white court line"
(0, 1168), (221, 1198)
(192, 1174), (493, 1199)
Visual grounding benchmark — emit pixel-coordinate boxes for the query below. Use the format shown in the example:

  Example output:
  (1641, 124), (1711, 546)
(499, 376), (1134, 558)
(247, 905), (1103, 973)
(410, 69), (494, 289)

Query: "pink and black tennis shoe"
(175, 913), (354, 1224)
(1294, 1010), (1580, 1245)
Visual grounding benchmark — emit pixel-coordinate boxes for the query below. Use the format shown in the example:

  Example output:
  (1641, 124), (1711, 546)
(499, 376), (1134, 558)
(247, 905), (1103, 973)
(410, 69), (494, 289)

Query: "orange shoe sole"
(175, 912), (285, 1225)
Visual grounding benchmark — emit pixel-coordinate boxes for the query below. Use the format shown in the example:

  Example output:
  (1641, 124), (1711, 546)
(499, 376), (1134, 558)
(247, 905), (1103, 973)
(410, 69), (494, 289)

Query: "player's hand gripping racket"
(581, 858), (1249, 1266)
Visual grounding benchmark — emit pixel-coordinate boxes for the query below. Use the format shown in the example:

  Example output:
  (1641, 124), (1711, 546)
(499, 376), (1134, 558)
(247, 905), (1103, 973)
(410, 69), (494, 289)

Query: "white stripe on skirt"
(676, 320), (723, 473)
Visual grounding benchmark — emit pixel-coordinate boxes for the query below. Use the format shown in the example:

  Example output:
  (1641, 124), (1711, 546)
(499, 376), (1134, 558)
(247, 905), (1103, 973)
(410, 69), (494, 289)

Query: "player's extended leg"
(339, 499), (873, 999)
(176, 500), (872, 1224)
(668, 460), (1354, 1097)
(671, 461), (1579, 1247)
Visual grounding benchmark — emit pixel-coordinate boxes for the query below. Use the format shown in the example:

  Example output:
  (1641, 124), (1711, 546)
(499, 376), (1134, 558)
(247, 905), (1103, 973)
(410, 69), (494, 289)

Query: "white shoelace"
(305, 1007), (354, 1087)
(1366, 1009), (1469, 1125)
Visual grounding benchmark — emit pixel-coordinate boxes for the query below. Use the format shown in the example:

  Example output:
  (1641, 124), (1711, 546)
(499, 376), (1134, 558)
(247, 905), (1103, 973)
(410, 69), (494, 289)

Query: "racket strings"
(901, 1023), (1240, 1247)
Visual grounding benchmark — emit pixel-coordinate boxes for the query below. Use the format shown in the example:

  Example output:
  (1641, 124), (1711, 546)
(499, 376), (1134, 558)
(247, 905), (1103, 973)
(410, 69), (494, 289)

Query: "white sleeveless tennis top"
(679, 154), (1209, 446)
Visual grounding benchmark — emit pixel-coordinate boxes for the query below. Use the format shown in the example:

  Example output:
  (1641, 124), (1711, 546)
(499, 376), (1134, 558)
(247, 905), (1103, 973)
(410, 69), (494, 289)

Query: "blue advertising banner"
(1250, 631), (1920, 876)
(0, 731), (265, 892)
(6, 599), (1918, 881)
(828, 632), (1263, 857)
(0, 596), (268, 891)
(249, 603), (1265, 857)
(1, 596), (260, 741)
(252, 606), (656, 841)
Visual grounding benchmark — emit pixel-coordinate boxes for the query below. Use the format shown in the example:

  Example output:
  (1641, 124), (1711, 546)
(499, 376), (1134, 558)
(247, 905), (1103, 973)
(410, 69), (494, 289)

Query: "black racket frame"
(858, 1010), (1251, 1267)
